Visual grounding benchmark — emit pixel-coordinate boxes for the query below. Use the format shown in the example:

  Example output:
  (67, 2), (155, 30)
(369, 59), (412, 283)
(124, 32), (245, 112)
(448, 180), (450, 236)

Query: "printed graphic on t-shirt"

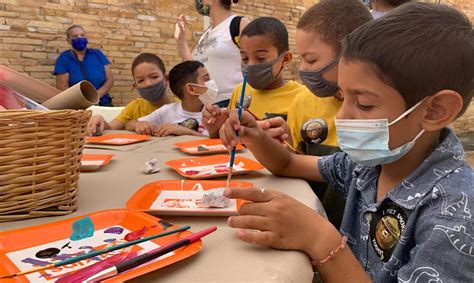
(301, 118), (328, 144)
(369, 201), (407, 262)
(193, 31), (217, 64)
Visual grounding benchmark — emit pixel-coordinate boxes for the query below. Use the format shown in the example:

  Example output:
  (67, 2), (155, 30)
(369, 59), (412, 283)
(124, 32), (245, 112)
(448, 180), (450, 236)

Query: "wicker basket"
(0, 110), (91, 222)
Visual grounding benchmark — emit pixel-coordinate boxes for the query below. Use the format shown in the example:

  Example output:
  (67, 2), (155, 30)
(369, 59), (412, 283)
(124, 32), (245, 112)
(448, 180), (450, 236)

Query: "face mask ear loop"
(272, 52), (289, 80)
(411, 128), (426, 143)
(388, 97), (427, 126)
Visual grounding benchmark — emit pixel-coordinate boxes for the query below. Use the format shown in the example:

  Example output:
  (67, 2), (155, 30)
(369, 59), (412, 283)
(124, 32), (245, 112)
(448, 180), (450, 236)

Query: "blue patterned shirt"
(318, 128), (473, 282)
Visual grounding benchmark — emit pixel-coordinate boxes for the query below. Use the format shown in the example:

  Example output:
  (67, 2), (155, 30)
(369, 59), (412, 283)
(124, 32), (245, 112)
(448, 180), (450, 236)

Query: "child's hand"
(257, 117), (291, 143)
(154, 124), (193, 137)
(134, 121), (159, 136)
(87, 115), (106, 136)
(174, 14), (187, 41)
(219, 109), (261, 149)
(225, 187), (325, 253)
(203, 104), (229, 137)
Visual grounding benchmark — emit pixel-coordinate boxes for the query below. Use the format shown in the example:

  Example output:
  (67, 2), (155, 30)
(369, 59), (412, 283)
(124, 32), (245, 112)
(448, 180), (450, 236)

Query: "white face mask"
(190, 80), (219, 105)
(334, 99), (426, 167)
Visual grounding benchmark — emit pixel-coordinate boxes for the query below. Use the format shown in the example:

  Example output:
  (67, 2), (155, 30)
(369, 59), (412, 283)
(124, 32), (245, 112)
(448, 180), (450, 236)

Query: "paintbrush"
(227, 71), (248, 188)
(83, 226), (217, 282)
(0, 225), (191, 279)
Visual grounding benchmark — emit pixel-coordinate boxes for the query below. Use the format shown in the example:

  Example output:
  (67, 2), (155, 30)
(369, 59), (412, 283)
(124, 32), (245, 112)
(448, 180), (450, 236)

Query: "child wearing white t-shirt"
(128, 61), (218, 137)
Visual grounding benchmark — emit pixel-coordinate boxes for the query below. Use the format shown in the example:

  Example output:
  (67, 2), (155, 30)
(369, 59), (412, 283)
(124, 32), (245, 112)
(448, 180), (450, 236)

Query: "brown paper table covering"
(1, 130), (325, 282)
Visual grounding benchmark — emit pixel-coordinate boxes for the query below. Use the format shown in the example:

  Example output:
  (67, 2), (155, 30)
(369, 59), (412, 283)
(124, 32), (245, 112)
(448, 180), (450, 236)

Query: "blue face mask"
(335, 99), (426, 167)
(299, 58), (339, 97)
(71, 37), (88, 51)
(137, 81), (166, 103)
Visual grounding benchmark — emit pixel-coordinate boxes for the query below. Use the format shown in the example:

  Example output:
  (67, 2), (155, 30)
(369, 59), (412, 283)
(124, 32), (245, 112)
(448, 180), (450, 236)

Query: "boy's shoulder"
(387, 129), (472, 212)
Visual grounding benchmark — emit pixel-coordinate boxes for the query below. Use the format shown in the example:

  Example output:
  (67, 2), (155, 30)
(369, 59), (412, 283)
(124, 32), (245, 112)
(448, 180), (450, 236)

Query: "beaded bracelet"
(311, 236), (348, 268)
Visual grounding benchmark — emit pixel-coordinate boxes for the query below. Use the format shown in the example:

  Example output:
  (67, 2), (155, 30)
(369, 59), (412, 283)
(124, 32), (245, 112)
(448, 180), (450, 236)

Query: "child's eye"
(137, 80), (143, 83)
(357, 103), (374, 111)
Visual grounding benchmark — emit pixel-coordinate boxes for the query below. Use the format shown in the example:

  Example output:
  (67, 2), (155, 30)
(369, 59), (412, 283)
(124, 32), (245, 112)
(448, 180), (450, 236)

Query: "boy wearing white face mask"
(128, 61), (214, 137)
(203, 17), (306, 138)
(219, 3), (473, 282)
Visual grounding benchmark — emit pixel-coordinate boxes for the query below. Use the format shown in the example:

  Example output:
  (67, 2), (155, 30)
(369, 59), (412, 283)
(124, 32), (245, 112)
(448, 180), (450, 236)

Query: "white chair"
(86, 106), (125, 123)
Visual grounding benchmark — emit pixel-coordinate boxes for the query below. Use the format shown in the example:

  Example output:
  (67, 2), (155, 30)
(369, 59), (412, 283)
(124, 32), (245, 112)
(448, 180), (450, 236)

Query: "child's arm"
(225, 188), (371, 283)
(220, 109), (325, 182)
(154, 124), (207, 137)
(125, 119), (159, 135)
(87, 115), (126, 136)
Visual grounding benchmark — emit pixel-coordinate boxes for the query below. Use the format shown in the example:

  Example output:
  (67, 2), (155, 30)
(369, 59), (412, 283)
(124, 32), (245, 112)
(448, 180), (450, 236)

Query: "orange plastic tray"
(126, 180), (253, 216)
(85, 133), (151, 145)
(0, 209), (201, 283)
(174, 139), (245, 155)
(80, 154), (114, 172)
(165, 154), (264, 179)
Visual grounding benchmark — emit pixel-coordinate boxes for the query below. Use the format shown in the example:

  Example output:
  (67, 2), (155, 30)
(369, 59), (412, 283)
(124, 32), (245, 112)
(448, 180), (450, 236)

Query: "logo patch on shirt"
(301, 118), (328, 144)
(178, 118), (199, 131)
(369, 201), (407, 262)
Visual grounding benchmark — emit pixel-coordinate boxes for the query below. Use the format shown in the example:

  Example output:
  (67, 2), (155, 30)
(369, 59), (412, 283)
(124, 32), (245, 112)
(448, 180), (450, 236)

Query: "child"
(127, 60), (215, 137)
(220, 3), (473, 282)
(86, 53), (174, 136)
(203, 17), (305, 138)
(284, 0), (373, 228)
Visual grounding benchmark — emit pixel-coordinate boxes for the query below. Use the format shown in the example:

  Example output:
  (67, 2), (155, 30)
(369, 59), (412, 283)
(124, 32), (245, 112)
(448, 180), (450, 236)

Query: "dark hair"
(219, 0), (239, 10)
(241, 17), (289, 54)
(131, 53), (166, 78)
(169, 60), (205, 99)
(297, 0), (372, 53)
(66, 25), (85, 38)
(342, 2), (473, 116)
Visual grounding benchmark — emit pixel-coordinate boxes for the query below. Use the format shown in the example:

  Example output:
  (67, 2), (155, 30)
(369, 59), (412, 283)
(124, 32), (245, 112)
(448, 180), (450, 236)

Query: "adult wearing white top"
(175, 0), (249, 107)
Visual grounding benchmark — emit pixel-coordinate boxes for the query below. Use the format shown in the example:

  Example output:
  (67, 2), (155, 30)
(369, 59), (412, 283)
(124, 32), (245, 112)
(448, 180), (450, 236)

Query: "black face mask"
(195, 0), (211, 16)
(299, 58), (339, 97)
(137, 81), (166, 103)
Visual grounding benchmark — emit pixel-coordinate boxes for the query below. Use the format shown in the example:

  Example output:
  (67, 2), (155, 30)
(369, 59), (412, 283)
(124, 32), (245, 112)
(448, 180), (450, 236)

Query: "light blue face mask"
(335, 99), (426, 167)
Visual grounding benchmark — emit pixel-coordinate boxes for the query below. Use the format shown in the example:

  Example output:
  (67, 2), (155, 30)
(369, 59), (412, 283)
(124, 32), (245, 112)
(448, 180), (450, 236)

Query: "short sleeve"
(93, 49), (110, 65)
(228, 84), (241, 111)
(53, 53), (69, 75)
(317, 152), (357, 197)
(115, 100), (138, 124)
(396, 214), (474, 282)
(138, 108), (162, 125)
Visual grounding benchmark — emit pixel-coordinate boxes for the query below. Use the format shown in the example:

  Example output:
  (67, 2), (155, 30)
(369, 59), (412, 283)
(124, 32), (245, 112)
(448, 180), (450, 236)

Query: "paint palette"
(126, 180), (253, 216)
(174, 139), (245, 155)
(80, 154), (114, 172)
(165, 155), (264, 179)
(85, 133), (151, 145)
(0, 209), (201, 283)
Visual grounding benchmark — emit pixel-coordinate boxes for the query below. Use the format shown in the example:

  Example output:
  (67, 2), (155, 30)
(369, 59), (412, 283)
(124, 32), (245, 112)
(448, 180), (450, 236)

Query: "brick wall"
(0, 0), (472, 132)
(0, 0), (310, 105)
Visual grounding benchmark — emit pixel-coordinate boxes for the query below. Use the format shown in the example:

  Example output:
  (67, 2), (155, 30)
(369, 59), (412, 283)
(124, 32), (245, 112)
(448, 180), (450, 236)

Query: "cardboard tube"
(42, 81), (99, 110)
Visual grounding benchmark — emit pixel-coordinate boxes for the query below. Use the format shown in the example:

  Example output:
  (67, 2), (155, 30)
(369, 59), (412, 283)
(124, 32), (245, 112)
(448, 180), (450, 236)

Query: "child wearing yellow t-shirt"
(203, 17), (305, 138)
(86, 53), (174, 136)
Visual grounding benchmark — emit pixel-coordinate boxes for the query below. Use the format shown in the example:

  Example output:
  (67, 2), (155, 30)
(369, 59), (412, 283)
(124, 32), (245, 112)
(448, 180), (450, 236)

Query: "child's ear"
(183, 83), (195, 96)
(421, 90), (463, 131)
(281, 52), (293, 67)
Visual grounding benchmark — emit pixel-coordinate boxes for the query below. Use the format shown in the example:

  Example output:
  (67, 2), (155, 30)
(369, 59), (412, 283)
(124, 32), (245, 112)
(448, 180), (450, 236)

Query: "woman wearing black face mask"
(54, 25), (115, 106)
(174, 0), (250, 108)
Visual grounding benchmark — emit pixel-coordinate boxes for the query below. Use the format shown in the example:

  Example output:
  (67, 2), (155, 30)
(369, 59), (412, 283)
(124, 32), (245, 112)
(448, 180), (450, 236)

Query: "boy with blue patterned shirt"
(219, 3), (473, 282)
